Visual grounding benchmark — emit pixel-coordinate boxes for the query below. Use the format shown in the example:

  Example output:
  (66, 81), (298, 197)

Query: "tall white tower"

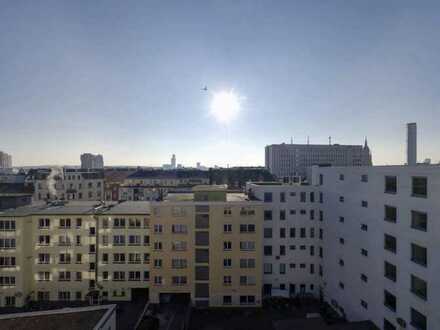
(171, 154), (176, 169)
(407, 123), (417, 166)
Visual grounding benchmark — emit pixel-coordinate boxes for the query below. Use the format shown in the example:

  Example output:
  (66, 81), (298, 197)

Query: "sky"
(1, 1), (439, 167)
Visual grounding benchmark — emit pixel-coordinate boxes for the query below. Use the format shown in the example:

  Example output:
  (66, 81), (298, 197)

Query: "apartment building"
(0, 152), (12, 169)
(33, 168), (104, 201)
(265, 141), (372, 181)
(0, 186), (263, 308)
(149, 185), (263, 307)
(80, 153), (104, 169)
(248, 165), (439, 330)
(246, 182), (323, 298)
(124, 169), (209, 188)
(315, 165), (439, 330)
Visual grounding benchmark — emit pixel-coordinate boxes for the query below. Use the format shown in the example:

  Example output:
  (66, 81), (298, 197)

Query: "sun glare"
(210, 90), (242, 124)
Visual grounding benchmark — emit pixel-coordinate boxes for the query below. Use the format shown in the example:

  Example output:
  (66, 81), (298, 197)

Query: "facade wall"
(246, 183), (323, 298)
(316, 165), (439, 330)
(149, 201), (263, 307)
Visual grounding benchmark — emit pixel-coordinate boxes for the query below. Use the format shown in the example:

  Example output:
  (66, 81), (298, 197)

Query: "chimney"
(407, 123), (417, 166)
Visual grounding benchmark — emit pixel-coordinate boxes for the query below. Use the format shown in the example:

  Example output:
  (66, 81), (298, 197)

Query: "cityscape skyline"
(1, 1), (440, 167)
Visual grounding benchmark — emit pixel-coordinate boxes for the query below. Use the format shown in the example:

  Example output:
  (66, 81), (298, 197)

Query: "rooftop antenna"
(290, 136), (293, 144)
(307, 136), (310, 145)
(329, 136), (332, 145)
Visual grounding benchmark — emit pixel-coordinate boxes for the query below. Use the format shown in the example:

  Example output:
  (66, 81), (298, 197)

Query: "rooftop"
(0, 305), (115, 330)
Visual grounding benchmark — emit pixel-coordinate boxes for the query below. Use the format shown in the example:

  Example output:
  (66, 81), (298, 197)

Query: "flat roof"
(0, 305), (115, 330)
(101, 201), (151, 215)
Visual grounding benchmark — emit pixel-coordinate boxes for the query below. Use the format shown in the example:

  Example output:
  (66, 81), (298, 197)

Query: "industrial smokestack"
(407, 123), (417, 166)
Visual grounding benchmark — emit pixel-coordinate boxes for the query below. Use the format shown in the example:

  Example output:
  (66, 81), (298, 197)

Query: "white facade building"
(0, 151), (12, 169)
(265, 141), (372, 181)
(246, 182), (322, 298)
(247, 164), (439, 330)
(80, 153), (104, 169)
(33, 168), (104, 201)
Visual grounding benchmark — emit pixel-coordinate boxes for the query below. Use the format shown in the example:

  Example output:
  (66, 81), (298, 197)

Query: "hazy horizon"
(1, 1), (440, 167)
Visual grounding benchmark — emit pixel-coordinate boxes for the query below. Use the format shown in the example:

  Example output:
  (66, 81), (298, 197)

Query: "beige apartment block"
(0, 186), (263, 308)
(149, 185), (264, 307)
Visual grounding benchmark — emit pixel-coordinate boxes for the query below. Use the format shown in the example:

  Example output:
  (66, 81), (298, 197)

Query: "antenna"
(329, 136), (332, 145)
(307, 136), (310, 145)
(290, 136), (293, 144)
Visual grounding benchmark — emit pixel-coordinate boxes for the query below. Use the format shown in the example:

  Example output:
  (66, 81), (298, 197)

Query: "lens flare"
(210, 90), (242, 124)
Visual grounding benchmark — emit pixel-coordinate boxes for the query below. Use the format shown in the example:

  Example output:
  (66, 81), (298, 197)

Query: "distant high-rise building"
(0, 151), (12, 169)
(80, 153), (104, 169)
(171, 154), (176, 169)
(265, 140), (372, 180)
(407, 122), (417, 166)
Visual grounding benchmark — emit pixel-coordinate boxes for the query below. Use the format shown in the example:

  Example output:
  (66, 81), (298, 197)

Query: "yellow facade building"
(0, 186), (263, 308)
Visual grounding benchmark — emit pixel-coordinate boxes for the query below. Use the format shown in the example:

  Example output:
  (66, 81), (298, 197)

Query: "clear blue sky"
(1, 1), (439, 167)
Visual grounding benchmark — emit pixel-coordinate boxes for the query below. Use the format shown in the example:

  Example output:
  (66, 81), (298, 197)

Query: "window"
(172, 276), (187, 286)
(339, 196), (344, 203)
(300, 228), (306, 238)
(279, 210), (286, 220)
(385, 176), (397, 194)
(310, 192), (315, 203)
(384, 234), (396, 253)
(223, 208), (232, 216)
(240, 258), (255, 269)
(0, 238), (16, 249)
(339, 174), (344, 181)
(239, 295), (255, 305)
(264, 210), (272, 221)
(59, 271), (71, 281)
(384, 262), (396, 282)
(264, 192), (273, 202)
(300, 192), (306, 202)
(264, 228), (272, 238)
(0, 220), (15, 231)
(289, 228), (296, 238)
(384, 290), (396, 312)
(280, 192), (286, 203)
(361, 200), (368, 207)
(411, 308), (427, 330)
(263, 263), (272, 274)
(223, 296), (232, 305)
(59, 218), (71, 228)
(264, 245), (272, 256)
(339, 282), (344, 289)
(0, 256), (16, 268)
(38, 218), (50, 229)
(411, 275), (427, 300)
(279, 263), (286, 274)
(279, 245), (286, 255)
(412, 177), (427, 198)
(113, 272), (125, 281)
(361, 274), (368, 282)
(411, 211), (427, 231)
(113, 235), (125, 246)
(384, 205), (397, 223)
(361, 224), (368, 231)
(339, 216), (344, 223)
(172, 224), (187, 234)
(76, 218), (82, 228)
(223, 241), (232, 250)
(411, 243), (427, 267)
(153, 241), (162, 250)
(128, 235), (141, 245)
(339, 238), (345, 245)
(339, 259), (344, 266)
(240, 275), (256, 286)
(240, 224), (255, 233)
(223, 224), (232, 233)
(223, 258), (232, 268)
(290, 209), (296, 215)
(361, 174), (368, 182)
(361, 249), (368, 256)
(240, 241), (255, 251)
(280, 228), (286, 238)
(153, 224), (163, 233)
(0, 276), (15, 287)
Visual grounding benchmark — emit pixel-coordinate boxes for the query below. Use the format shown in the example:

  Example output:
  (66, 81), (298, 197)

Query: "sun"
(210, 90), (242, 124)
